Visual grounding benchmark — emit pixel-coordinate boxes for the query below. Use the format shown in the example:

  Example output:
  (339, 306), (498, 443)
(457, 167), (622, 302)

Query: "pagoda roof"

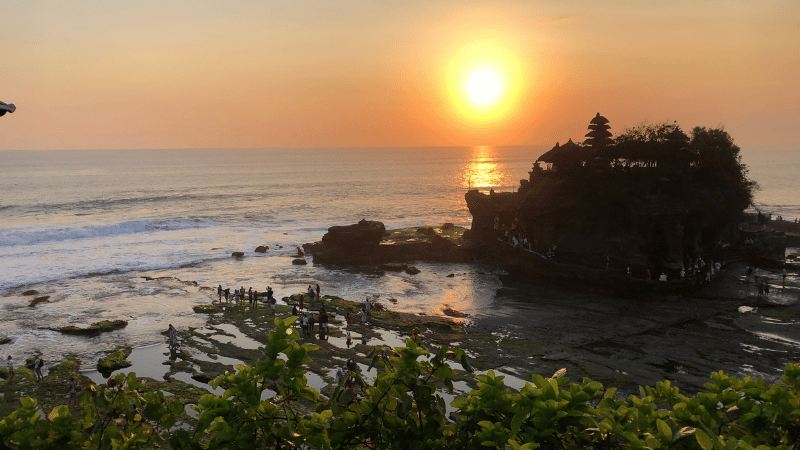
(589, 112), (609, 125)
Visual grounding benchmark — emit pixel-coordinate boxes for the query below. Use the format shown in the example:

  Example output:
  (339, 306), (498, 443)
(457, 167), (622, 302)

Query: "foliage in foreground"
(1, 317), (798, 449)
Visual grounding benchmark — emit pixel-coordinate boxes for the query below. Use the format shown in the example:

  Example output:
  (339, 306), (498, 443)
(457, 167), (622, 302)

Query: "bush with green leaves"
(1, 316), (798, 449)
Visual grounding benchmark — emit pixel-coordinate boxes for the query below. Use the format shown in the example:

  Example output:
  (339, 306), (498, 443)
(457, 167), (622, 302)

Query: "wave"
(0, 217), (213, 247)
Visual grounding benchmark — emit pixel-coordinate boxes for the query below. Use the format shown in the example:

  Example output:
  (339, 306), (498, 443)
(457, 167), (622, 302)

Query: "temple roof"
(589, 112), (609, 125)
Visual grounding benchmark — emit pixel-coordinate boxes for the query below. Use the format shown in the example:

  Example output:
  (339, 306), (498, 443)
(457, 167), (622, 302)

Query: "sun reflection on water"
(463, 146), (510, 192)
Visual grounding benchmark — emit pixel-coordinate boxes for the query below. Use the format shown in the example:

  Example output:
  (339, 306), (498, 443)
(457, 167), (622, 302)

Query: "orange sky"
(1, 1), (798, 153)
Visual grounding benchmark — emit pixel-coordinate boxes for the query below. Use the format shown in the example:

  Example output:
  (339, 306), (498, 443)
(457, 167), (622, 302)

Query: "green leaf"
(656, 418), (672, 443)
(696, 429), (714, 450)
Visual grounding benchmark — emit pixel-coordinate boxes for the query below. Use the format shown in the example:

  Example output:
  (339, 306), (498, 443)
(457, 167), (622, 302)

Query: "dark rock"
(29, 296), (50, 307)
(231, 251), (245, 258)
(254, 245), (269, 253)
(293, 247), (305, 257)
(323, 219), (386, 250)
(379, 263), (408, 272)
(442, 222), (455, 229)
(192, 373), (214, 383)
(442, 307), (469, 318)
(446, 273), (455, 278)
(417, 226), (436, 236)
(292, 258), (307, 265)
(22, 290), (38, 296)
(405, 266), (421, 275)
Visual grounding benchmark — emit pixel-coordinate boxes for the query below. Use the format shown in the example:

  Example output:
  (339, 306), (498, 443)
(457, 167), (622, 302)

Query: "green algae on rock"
(57, 319), (128, 335)
(98, 344), (133, 377)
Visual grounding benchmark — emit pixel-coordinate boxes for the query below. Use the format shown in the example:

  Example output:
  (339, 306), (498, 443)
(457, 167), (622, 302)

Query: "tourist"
(266, 286), (274, 303)
(6, 356), (13, 383)
(34, 355), (44, 381)
(361, 308), (368, 326)
(346, 311), (352, 330)
(240, 287), (245, 303)
(224, 288), (231, 305)
(364, 298), (372, 317)
(301, 314), (309, 335)
(309, 314), (316, 333)
(233, 289), (240, 305)
(217, 285), (222, 302)
(299, 294), (304, 312)
(167, 324), (178, 350)
(270, 296), (276, 314)
(67, 377), (82, 408)
(252, 290), (257, 306)
(334, 366), (347, 387)
(307, 285), (315, 304)
(292, 305), (298, 316)
(248, 287), (253, 303)
(316, 283), (321, 300)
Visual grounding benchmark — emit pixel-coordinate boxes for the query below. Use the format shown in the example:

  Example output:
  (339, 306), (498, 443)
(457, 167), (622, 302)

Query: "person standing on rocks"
(33, 354), (44, 381)
(217, 285), (223, 303)
(299, 294), (304, 312)
(345, 311), (352, 330)
(315, 283), (320, 300)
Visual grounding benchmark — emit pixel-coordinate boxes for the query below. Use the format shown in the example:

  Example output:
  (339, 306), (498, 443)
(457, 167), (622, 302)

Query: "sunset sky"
(1, 1), (797, 155)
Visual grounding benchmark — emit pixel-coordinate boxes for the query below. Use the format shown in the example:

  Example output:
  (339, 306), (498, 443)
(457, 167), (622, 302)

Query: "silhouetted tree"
(689, 126), (757, 216)
(612, 121), (693, 170)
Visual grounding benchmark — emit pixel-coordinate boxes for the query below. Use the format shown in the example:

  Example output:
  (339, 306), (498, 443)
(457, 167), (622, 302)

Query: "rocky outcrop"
(231, 251), (245, 258)
(292, 258), (307, 265)
(57, 320), (128, 335)
(322, 219), (386, 250)
(304, 222), (470, 265)
(254, 245), (269, 253)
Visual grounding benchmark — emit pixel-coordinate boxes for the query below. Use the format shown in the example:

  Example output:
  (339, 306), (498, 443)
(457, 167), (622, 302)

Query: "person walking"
(167, 324), (178, 350)
(217, 285), (223, 303)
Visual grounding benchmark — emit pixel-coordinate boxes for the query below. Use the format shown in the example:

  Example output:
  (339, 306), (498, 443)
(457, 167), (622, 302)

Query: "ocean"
(1, 146), (798, 388)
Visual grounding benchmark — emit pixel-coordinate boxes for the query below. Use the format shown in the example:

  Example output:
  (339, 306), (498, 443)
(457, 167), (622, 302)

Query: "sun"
(466, 69), (502, 104)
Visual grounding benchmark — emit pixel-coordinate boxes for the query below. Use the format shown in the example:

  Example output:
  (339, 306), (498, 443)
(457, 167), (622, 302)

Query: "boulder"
(254, 245), (269, 253)
(231, 251), (245, 258)
(405, 266), (421, 275)
(29, 296), (50, 307)
(22, 290), (38, 296)
(322, 219), (386, 250)
(442, 222), (455, 230)
(292, 258), (307, 265)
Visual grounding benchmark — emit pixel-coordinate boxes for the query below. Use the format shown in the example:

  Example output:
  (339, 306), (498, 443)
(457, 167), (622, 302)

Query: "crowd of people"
(216, 284), (276, 311)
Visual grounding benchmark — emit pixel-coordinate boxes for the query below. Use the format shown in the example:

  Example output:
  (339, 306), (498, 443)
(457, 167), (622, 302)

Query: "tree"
(690, 126), (757, 212)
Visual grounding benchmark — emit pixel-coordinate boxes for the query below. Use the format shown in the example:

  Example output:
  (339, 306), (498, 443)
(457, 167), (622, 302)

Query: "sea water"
(1, 146), (798, 382)
(0, 147), (538, 366)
